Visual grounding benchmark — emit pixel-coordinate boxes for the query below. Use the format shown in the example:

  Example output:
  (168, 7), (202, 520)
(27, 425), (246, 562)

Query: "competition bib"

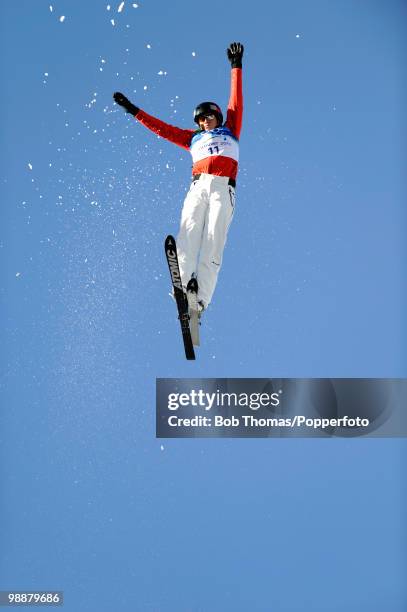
(190, 127), (239, 164)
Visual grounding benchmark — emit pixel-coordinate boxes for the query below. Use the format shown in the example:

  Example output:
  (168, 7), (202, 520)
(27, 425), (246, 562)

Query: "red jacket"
(134, 68), (243, 180)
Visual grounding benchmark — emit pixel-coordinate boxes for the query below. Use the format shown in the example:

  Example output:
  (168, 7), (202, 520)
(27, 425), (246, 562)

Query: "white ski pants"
(176, 173), (235, 308)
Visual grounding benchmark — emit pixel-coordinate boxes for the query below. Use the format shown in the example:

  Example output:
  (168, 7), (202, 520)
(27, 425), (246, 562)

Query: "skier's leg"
(176, 179), (208, 289)
(196, 178), (235, 307)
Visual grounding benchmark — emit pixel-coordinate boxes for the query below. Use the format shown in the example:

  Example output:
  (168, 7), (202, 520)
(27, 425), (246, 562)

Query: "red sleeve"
(225, 67), (243, 139)
(134, 109), (194, 150)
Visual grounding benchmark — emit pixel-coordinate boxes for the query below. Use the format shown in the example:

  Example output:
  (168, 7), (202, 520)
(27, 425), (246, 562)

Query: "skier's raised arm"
(224, 42), (244, 139)
(113, 92), (194, 150)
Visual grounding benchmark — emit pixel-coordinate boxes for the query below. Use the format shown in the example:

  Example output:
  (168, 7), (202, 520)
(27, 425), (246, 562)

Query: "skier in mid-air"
(113, 42), (244, 317)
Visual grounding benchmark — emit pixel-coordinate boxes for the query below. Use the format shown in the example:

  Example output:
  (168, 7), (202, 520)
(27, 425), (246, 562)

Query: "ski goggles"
(198, 113), (216, 121)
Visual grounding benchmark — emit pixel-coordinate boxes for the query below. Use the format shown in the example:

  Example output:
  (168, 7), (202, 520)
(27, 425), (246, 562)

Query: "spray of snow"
(29, 4), (194, 400)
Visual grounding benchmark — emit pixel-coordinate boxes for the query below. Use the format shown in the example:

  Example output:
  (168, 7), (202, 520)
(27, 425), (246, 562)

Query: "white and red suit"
(134, 67), (243, 307)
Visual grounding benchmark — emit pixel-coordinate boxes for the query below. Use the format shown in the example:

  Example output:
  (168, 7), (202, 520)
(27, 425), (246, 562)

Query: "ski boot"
(186, 275), (203, 346)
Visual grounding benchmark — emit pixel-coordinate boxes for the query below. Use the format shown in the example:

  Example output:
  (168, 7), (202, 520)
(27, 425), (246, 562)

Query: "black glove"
(227, 42), (244, 68)
(113, 92), (139, 116)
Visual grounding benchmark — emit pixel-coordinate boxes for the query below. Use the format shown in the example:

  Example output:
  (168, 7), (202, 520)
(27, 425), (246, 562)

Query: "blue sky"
(1, 1), (406, 611)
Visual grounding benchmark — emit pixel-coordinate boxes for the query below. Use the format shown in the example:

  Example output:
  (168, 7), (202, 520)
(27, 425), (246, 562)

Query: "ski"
(164, 235), (195, 360)
(186, 277), (200, 347)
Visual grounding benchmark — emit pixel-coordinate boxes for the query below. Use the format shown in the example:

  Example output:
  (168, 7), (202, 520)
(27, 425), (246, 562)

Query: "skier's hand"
(226, 42), (244, 68)
(113, 92), (140, 116)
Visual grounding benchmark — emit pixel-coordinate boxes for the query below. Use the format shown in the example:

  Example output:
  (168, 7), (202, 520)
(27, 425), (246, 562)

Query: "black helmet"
(193, 101), (223, 126)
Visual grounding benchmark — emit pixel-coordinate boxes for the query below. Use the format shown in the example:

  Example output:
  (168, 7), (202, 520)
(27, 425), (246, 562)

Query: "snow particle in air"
(59, 15), (65, 23)
(118, 1), (125, 12)
(111, 19), (115, 26)
(107, 4), (111, 10)
(160, 445), (164, 451)
(28, 163), (33, 170)
(143, 85), (147, 90)
(146, 44), (151, 49)
(132, 3), (138, 7)
(296, 34), (300, 38)
(16, 272), (21, 278)
(192, 51), (196, 57)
